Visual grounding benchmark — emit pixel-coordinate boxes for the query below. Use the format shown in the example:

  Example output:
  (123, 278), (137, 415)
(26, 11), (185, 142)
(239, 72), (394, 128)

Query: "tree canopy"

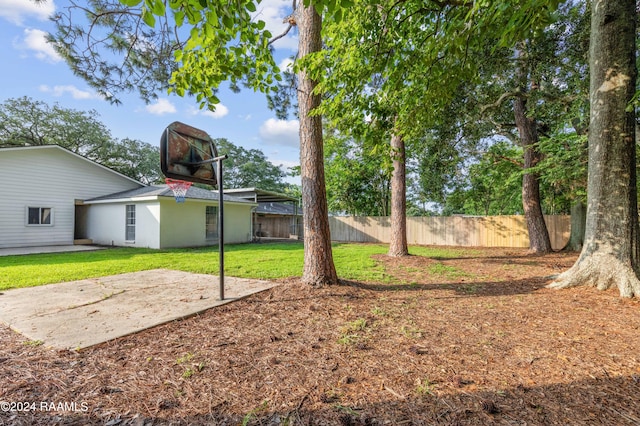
(324, 129), (391, 216)
(0, 96), (161, 184)
(214, 138), (291, 193)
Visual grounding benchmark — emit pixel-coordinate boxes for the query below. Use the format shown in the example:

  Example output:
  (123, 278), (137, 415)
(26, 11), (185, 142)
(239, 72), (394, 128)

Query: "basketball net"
(165, 178), (193, 203)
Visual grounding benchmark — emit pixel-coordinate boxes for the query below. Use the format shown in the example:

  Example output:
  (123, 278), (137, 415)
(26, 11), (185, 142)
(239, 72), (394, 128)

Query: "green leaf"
(334, 8), (343, 24)
(119, 0), (143, 6)
(184, 6), (200, 24)
(206, 8), (218, 24)
(185, 35), (199, 50)
(246, 1), (256, 12)
(142, 9), (155, 27)
(222, 15), (233, 30)
(174, 10), (184, 27)
(150, 0), (165, 16)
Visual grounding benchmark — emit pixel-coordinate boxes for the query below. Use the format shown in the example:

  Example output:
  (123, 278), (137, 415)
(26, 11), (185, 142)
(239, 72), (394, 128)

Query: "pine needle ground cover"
(1, 245), (640, 425)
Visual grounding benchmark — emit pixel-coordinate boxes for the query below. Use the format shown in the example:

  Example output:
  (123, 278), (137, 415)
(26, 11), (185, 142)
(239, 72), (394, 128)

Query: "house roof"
(85, 185), (256, 205)
(224, 187), (298, 203)
(0, 145), (144, 188)
(256, 202), (300, 216)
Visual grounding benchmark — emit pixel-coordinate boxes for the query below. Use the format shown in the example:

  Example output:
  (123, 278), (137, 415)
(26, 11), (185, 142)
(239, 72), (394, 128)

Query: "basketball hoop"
(165, 178), (193, 203)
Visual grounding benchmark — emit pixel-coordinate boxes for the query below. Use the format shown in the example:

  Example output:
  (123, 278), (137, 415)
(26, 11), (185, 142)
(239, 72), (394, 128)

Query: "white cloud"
(145, 98), (176, 115)
(278, 57), (294, 72)
(14, 28), (61, 63)
(0, 0), (54, 25)
(270, 158), (299, 170)
(189, 104), (229, 119)
(251, 0), (298, 51)
(259, 118), (299, 147)
(203, 105), (229, 119)
(39, 84), (102, 100)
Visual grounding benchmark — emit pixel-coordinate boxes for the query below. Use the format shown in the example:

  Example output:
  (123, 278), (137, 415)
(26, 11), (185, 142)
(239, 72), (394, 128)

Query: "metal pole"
(215, 155), (228, 300)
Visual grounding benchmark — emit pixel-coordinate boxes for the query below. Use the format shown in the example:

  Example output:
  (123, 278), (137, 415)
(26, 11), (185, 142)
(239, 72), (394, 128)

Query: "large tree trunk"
(297, 4), (338, 286)
(549, 0), (640, 297)
(512, 45), (552, 254)
(388, 132), (408, 257)
(563, 201), (586, 252)
(514, 95), (553, 254)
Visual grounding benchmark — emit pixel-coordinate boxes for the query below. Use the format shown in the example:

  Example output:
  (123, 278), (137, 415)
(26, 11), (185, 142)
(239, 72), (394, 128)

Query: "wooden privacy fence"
(329, 215), (571, 250)
(255, 215), (301, 238)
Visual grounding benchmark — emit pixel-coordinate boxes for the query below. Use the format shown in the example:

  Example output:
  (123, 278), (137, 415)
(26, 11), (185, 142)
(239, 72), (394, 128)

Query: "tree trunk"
(388, 132), (408, 257)
(549, 0), (640, 297)
(563, 201), (586, 252)
(297, 4), (338, 286)
(514, 95), (553, 254)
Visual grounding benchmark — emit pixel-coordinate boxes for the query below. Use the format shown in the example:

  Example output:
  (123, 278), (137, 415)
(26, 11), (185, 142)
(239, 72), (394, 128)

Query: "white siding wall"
(159, 199), (252, 248)
(222, 202), (254, 244)
(87, 202), (161, 248)
(0, 146), (142, 248)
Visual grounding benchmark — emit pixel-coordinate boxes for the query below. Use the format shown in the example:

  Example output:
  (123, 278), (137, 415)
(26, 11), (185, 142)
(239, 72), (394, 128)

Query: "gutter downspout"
(250, 206), (258, 242)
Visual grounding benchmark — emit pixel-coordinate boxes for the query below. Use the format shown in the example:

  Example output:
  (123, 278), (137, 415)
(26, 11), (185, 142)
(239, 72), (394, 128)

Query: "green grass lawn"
(0, 242), (394, 291)
(0, 242), (474, 291)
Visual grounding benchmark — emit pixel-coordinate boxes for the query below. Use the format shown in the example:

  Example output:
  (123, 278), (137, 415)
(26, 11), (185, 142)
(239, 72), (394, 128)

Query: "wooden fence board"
(329, 215), (570, 250)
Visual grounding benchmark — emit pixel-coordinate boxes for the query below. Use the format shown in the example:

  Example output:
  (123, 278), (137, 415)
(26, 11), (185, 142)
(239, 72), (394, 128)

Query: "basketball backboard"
(160, 121), (219, 186)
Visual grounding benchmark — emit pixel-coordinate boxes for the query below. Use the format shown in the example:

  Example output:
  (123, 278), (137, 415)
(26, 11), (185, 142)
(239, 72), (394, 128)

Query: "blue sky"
(0, 0), (301, 180)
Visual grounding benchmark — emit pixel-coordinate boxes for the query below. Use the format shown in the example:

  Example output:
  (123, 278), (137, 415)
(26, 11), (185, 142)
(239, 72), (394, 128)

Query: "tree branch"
(480, 90), (522, 114)
(472, 150), (524, 168)
(269, 0), (297, 45)
(432, 0), (473, 7)
(269, 23), (295, 45)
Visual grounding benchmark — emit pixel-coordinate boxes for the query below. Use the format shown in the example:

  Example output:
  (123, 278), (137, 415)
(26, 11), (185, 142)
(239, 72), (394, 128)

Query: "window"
(125, 205), (136, 241)
(27, 207), (52, 226)
(205, 206), (218, 240)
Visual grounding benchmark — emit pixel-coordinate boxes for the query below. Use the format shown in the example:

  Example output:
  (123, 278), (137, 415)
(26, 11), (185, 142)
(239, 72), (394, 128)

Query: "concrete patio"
(0, 269), (277, 350)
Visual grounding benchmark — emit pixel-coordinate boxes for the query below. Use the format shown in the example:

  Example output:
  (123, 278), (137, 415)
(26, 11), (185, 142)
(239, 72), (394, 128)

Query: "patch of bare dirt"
(2, 247), (640, 425)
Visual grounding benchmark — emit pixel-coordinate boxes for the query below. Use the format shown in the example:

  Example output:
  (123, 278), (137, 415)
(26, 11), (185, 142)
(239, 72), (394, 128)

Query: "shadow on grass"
(0, 242), (306, 268)
(0, 247), (155, 267)
(419, 250), (575, 262)
(5, 374), (638, 425)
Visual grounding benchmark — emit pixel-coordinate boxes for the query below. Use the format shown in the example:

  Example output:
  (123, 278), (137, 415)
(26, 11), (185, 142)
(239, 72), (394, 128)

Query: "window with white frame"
(26, 207), (53, 226)
(125, 205), (136, 241)
(205, 206), (218, 240)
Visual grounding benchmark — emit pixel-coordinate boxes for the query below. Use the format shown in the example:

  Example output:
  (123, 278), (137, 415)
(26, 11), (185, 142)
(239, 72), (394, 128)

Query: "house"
(0, 145), (256, 249)
(224, 188), (302, 239)
(85, 185), (256, 248)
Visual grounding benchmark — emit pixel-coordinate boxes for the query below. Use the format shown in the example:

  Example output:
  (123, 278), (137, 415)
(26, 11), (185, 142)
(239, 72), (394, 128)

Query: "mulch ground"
(1, 246), (640, 425)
